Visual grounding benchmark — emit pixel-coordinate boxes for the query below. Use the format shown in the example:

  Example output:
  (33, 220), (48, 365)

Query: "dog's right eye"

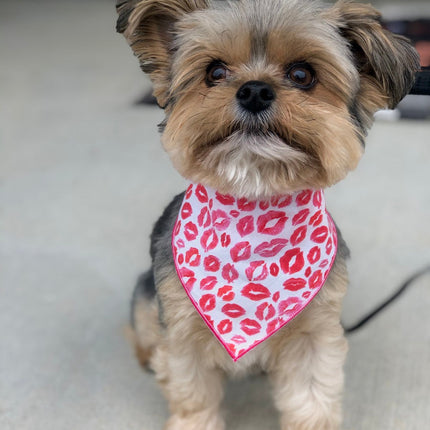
(206, 62), (230, 86)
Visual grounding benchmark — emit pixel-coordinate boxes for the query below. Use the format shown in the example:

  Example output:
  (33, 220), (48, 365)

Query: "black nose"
(236, 81), (275, 114)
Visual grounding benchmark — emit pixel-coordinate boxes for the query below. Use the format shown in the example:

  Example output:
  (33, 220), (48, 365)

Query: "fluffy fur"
(116, 1), (419, 429)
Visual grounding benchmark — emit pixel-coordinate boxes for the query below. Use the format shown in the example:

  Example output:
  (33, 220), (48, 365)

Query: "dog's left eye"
(206, 62), (230, 86)
(286, 62), (317, 90)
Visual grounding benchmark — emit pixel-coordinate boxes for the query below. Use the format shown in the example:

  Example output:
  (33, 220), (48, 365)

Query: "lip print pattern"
(257, 211), (288, 235)
(245, 261), (269, 281)
(173, 184), (337, 361)
(237, 215), (255, 237)
(254, 238), (289, 257)
(222, 303), (246, 318)
(241, 283), (271, 301)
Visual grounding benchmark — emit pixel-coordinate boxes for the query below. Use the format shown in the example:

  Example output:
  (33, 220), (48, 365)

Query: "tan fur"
(116, 0), (419, 428)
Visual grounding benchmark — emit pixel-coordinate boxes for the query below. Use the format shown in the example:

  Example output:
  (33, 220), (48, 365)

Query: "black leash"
(344, 265), (430, 334)
(410, 67), (430, 96)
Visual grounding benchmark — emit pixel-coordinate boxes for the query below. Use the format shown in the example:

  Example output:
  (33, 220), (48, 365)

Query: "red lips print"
(280, 247), (305, 274)
(254, 238), (289, 257)
(199, 294), (216, 312)
(222, 303), (246, 318)
(326, 237), (333, 254)
(292, 208), (310, 226)
(185, 247), (201, 267)
(296, 190), (312, 206)
(185, 185), (193, 199)
(222, 263), (239, 283)
(245, 261), (268, 282)
(230, 241), (251, 262)
(179, 267), (196, 291)
(255, 302), (276, 321)
(309, 270), (323, 289)
(240, 318), (262, 335)
(313, 190), (323, 208)
(217, 285), (235, 301)
(215, 192), (235, 205)
(231, 335), (246, 344)
(283, 277), (306, 291)
(204, 255), (221, 272)
(310, 226), (329, 243)
(236, 215), (254, 237)
(184, 222), (198, 241)
(309, 210), (323, 227)
(241, 283), (271, 301)
(307, 246), (321, 264)
(212, 209), (231, 231)
(274, 195), (293, 208)
(257, 211), (288, 235)
(198, 207), (211, 228)
(278, 297), (302, 316)
(218, 319), (233, 334)
(181, 202), (192, 219)
(270, 263), (280, 276)
(259, 201), (270, 211)
(221, 233), (231, 248)
(200, 276), (217, 291)
(237, 198), (257, 211)
(195, 184), (208, 203)
(290, 225), (307, 246)
(200, 228), (218, 251)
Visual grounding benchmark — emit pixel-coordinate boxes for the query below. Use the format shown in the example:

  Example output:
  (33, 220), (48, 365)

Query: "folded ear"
(330, 1), (419, 114)
(116, 0), (208, 107)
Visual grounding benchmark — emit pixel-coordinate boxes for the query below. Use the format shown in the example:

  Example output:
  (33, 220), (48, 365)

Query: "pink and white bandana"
(172, 184), (337, 361)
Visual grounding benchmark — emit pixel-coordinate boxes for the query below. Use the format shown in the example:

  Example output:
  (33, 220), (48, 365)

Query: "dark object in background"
(384, 19), (430, 95)
(384, 19), (430, 118)
(410, 67), (430, 96)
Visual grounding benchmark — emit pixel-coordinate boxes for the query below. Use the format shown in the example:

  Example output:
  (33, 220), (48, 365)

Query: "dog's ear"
(116, 0), (208, 107)
(330, 1), (419, 113)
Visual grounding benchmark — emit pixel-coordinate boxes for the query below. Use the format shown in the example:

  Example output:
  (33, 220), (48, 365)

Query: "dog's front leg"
(268, 323), (347, 430)
(152, 333), (226, 430)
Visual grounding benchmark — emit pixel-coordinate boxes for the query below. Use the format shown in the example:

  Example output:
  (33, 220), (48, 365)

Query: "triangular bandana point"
(172, 184), (337, 361)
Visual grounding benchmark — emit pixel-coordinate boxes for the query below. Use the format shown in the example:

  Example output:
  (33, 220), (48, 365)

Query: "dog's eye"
(206, 62), (230, 86)
(286, 63), (317, 89)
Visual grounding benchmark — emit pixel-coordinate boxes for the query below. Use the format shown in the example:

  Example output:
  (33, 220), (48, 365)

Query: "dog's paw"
(164, 411), (225, 430)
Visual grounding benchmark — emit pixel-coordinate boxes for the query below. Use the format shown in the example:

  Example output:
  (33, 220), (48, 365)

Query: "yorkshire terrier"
(116, 1), (419, 429)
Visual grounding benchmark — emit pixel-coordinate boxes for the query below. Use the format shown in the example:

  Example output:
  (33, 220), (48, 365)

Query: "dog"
(116, 1), (419, 429)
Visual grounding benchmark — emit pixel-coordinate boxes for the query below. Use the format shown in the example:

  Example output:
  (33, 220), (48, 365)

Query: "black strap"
(343, 265), (430, 334)
(410, 67), (430, 95)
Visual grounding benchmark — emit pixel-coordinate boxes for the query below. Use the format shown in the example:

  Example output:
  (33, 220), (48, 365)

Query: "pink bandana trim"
(172, 184), (337, 361)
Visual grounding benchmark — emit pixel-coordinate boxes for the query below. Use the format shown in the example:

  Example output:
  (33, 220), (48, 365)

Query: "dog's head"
(117, 0), (419, 199)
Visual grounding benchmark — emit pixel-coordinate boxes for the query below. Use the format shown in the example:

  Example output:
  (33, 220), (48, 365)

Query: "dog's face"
(117, 0), (419, 199)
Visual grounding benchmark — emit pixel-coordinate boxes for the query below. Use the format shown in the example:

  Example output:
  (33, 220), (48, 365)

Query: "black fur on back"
(131, 192), (185, 327)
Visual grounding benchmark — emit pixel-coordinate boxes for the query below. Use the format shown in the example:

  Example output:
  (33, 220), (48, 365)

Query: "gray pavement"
(1, 1), (429, 429)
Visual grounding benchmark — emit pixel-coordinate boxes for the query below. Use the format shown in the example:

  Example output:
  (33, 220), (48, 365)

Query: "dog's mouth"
(202, 123), (293, 150)
(198, 124), (308, 160)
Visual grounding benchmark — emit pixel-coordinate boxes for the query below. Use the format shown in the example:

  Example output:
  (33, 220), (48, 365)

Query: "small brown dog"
(116, 1), (419, 429)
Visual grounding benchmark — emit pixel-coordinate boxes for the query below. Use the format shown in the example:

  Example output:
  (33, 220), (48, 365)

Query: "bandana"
(172, 184), (337, 361)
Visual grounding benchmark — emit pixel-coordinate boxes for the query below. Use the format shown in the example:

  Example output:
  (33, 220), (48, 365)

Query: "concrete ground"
(1, 1), (429, 429)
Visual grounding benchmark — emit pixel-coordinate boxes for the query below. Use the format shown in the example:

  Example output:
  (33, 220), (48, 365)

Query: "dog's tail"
(128, 269), (161, 371)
